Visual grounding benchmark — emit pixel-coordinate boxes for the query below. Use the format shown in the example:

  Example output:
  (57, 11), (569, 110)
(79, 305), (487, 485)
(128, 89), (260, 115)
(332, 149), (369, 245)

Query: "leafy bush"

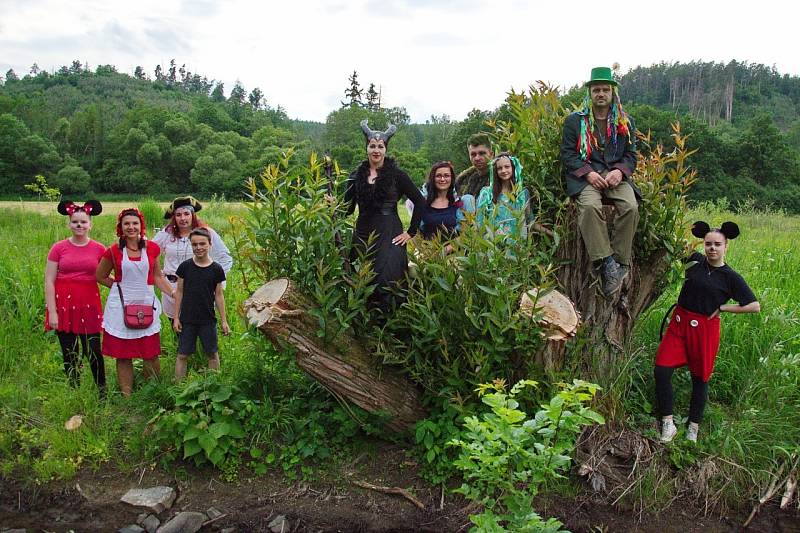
(375, 219), (557, 395)
(450, 379), (604, 532)
(147, 372), (257, 469)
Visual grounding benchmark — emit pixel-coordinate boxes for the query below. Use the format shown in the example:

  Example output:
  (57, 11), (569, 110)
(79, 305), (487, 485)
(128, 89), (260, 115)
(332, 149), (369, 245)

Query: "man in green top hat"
(560, 66), (640, 297)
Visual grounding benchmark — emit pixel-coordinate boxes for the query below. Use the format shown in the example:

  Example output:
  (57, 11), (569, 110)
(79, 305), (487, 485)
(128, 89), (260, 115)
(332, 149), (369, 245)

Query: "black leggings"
(654, 365), (708, 424)
(57, 332), (106, 394)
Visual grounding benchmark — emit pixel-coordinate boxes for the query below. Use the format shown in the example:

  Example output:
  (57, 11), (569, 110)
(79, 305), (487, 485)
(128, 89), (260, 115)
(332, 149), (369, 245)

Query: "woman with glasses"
(415, 161), (475, 253)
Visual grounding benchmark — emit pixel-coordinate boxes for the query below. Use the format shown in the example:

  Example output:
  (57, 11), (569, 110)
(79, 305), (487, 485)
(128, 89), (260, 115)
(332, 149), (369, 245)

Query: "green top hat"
(586, 66), (618, 87)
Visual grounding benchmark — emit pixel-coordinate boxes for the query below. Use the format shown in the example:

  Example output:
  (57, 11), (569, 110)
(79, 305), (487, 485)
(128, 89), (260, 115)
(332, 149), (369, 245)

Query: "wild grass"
(0, 199), (797, 510)
(620, 200), (800, 507)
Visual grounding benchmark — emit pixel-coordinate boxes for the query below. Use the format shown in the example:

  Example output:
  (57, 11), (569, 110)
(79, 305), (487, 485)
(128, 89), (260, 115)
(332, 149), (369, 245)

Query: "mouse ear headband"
(57, 200), (103, 216)
(691, 220), (740, 240)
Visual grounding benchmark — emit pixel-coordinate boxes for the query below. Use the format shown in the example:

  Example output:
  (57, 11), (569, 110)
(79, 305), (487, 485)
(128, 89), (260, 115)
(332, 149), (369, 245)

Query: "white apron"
(102, 247), (162, 339)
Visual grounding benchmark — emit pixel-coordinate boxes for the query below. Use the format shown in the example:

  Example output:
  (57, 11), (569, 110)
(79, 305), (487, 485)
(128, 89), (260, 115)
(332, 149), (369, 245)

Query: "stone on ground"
(156, 511), (207, 533)
(268, 514), (289, 533)
(120, 486), (176, 513)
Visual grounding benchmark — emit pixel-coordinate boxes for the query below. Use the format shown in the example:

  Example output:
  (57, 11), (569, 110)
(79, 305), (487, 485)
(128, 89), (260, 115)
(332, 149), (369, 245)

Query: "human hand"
(48, 313), (59, 330)
(709, 306), (722, 319)
(587, 172), (607, 190)
(605, 169), (624, 188)
(443, 243), (455, 255)
(221, 321), (231, 336)
(392, 232), (412, 246)
(173, 318), (182, 333)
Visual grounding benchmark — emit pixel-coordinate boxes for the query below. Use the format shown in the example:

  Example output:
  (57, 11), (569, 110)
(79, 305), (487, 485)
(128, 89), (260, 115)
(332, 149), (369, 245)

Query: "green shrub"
(147, 372), (256, 470)
(449, 379), (604, 532)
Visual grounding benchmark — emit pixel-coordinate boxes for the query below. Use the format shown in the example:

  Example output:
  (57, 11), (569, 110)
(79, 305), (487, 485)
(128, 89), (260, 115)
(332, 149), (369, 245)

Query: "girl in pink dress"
(45, 200), (106, 394)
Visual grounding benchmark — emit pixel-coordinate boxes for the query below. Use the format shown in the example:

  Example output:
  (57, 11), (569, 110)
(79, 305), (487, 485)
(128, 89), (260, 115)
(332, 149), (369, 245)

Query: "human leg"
(175, 323), (199, 379)
(606, 182), (639, 266)
(688, 376), (709, 424)
(197, 323), (220, 372)
(116, 359), (134, 396)
(82, 334), (106, 395)
(575, 186), (613, 262)
(654, 365), (678, 442)
(143, 358), (160, 380)
(174, 354), (190, 380)
(57, 332), (81, 387)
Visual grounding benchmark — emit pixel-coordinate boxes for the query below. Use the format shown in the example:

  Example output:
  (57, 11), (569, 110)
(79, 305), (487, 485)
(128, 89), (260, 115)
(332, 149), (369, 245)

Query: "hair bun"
(719, 221), (740, 240)
(691, 221), (710, 239)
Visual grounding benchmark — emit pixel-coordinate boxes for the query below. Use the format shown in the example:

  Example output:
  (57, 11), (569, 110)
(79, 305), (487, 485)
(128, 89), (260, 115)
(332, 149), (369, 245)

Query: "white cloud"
(1, 0), (799, 122)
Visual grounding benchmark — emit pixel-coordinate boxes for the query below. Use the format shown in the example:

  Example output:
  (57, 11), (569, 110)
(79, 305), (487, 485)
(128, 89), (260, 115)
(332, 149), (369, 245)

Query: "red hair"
(116, 208), (147, 250)
(166, 211), (207, 238)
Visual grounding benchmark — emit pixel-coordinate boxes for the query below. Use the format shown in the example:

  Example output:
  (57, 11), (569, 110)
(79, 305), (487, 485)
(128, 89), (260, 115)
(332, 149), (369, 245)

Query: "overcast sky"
(1, 0), (798, 123)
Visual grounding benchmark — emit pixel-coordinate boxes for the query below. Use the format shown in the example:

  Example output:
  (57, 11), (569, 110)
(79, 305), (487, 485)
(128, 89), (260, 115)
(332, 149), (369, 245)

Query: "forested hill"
(0, 62), (485, 198)
(619, 61), (800, 134)
(2, 60), (800, 212)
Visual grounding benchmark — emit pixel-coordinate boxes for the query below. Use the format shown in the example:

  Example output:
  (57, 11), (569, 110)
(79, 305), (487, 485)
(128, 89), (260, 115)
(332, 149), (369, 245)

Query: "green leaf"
(476, 284), (499, 296)
(183, 439), (202, 459)
(198, 433), (217, 456)
(211, 386), (233, 403)
(209, 422), (231, 439)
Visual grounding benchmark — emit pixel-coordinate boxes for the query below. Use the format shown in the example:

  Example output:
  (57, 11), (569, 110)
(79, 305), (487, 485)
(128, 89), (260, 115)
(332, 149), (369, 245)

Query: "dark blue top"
(420, 205), (459, 240)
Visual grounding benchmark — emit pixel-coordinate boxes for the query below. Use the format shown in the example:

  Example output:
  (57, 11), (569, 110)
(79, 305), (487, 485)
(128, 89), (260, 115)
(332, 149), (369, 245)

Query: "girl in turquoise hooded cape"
(476, 153), (529, 240)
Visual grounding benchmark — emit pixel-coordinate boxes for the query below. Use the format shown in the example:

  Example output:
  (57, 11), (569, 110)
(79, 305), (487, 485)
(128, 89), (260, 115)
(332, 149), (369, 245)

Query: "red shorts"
(655, 305), (720, 382)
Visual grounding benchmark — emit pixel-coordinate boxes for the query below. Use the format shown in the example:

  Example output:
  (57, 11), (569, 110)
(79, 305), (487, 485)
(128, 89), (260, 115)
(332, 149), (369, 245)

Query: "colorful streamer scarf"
(577, 88), (631, 161)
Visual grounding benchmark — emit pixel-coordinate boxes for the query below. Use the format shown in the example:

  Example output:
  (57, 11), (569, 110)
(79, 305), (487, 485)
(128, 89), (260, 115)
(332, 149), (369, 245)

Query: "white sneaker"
(686, 423), (699, 442)
(660, 419), (677, 442)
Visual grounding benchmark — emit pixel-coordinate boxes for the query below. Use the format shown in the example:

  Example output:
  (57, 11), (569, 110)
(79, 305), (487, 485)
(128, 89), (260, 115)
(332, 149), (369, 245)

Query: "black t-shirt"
(176, 259), (226, 324)
(677, 252), (756, 316)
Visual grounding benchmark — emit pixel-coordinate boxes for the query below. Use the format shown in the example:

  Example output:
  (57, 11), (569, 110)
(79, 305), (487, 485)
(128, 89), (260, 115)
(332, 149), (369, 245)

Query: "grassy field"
(0, 199), (797, 514)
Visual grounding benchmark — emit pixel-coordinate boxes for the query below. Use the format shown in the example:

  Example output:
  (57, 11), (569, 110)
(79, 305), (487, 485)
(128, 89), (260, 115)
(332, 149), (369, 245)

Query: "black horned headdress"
(691, 220), (740, 240)
(360, 119), (396, 145)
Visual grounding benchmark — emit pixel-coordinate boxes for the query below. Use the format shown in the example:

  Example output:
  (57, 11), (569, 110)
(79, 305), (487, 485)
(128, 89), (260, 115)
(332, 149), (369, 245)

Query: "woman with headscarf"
(45, 200), (106, 394)
(96, 208), (173, 396)
(152, 196), (233, 323)
(475, 153), (530, 241)
(655, 221), (760, 443)
(344, 120), (426, 314)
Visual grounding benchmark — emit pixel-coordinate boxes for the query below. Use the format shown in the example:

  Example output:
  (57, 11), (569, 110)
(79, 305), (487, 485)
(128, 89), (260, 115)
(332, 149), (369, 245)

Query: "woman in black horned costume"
(344, 120), (426, 315)
(655, 221), (760, 443)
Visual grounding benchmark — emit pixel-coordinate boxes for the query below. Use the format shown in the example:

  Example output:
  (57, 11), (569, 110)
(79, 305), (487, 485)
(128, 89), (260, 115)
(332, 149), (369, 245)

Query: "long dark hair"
(425, 161), (457, 207)
(492, 153), (516, 204)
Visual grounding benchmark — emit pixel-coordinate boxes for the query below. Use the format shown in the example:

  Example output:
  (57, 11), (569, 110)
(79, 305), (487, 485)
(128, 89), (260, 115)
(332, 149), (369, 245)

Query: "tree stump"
(548, 204), (671, 375)
(243, 278), (427, 433)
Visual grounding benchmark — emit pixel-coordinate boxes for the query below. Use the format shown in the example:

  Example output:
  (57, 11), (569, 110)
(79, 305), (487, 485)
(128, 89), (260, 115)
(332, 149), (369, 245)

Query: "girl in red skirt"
(655, 221), (760, 442)
(96, 208), (174, 396)
(45, 200), (106, 393)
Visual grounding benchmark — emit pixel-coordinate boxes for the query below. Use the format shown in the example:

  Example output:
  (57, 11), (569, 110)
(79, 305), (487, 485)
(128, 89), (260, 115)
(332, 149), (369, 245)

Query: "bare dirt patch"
(2, 443), (797, 532)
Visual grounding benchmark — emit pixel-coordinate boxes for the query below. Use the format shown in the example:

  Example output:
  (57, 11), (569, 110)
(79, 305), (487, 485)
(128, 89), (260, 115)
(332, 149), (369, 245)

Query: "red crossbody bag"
(117, 283), (155, 329)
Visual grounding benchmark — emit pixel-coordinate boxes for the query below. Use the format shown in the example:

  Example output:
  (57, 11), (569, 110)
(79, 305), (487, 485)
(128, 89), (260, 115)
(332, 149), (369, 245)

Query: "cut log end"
(519, 288), (580, 341)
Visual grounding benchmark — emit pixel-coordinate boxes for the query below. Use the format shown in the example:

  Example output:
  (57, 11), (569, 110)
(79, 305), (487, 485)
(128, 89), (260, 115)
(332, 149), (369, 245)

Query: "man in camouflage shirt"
(454, 133), (494, 198)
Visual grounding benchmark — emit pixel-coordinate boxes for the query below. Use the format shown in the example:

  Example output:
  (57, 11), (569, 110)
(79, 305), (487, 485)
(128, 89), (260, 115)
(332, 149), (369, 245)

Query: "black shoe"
(599, 257), (623, 296)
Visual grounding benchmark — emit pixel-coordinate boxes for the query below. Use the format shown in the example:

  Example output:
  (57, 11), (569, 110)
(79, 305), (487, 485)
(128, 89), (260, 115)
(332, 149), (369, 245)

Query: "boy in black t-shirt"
(173, 228), (230, 379)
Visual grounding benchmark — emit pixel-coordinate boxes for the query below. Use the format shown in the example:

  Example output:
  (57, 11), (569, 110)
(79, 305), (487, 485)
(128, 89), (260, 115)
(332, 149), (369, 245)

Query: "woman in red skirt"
(96, 208), (174, 396)
(655, 221), (760, 442)
(45, 200), (106, 393)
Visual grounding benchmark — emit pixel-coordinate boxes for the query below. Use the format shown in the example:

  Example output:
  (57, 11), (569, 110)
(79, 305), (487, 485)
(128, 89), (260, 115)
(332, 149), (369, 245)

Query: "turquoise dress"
(476, 155), (529, 240)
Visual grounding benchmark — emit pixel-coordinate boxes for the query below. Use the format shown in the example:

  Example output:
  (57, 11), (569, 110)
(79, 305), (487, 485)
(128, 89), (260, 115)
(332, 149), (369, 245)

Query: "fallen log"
(243, 278), (427, 433)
